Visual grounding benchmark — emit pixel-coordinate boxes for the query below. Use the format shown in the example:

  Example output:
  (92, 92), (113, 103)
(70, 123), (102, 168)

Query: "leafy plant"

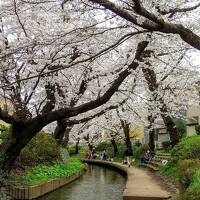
(0, 124), (10, 141)
(183, 169), (200, 200)
(171, 136), (200, 163)
(178, 159), (200, 191)
(133, 144), (148, 160)
(70, 147), (88, 159)
(95, 142), (111, 152)
(195, 125), (200, 135)
(10, 159), (85, 185)
(175, 118), (186, 138)
(160, 162), (179, 181)
(162, 141), (171, 150)
(18, 131), (61, 166)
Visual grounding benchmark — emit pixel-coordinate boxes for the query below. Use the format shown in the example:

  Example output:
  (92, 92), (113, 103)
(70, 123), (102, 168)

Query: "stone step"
(157, 156), (170, 160)
(140, 163), (159, 171)
(148, 161), (162, 168)
(147, 164), (159, 171)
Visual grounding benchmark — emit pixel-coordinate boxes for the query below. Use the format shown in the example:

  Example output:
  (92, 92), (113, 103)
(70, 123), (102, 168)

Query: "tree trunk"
(121, 119), (132, 150)
(142, 66), (179, 147)
(149, 129), (155, 152)
(147, 114), (155, 152)
(161, 115), (179, 147)
(54, 120), (73, 147)
(111, 138), (118, 157)
(62, 126), (71, 147)
(75, 140), (80, 154)
(88, 143), (93, 151)
(160, 102), (180, 147)
(2, 123), (42, 173)
(54, 119), (67, 145)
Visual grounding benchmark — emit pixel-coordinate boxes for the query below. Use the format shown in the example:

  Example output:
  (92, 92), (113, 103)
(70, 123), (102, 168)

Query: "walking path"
(82, 159), (171, 200)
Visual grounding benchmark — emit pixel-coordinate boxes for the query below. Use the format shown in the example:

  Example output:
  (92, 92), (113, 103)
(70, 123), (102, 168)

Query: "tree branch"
(158, 2), (200, 17)
(0, 108), (15, 124)
(65, 98), (127, 125)
(89, 0), (200, 50)
(30, 41), (149, 125)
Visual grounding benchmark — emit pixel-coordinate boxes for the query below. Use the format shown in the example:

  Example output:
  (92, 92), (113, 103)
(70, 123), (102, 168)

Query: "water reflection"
(37, 165), (126, 200)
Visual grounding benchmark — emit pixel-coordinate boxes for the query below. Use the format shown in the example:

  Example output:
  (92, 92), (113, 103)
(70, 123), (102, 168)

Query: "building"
(186, 105), (200, 135)
(143, 119), (170, 149)
(186, 82), (200, 136)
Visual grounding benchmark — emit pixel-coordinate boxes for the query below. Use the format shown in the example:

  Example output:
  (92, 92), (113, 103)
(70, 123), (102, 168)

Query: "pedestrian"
(141, 150), (151, 165)
(102, 148), (107, 160)
(124, 146), (133, 167)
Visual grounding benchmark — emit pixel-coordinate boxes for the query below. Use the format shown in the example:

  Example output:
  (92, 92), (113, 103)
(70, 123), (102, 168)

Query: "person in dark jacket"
(101, 148), (107, 160)
(124, 146), (133, 167)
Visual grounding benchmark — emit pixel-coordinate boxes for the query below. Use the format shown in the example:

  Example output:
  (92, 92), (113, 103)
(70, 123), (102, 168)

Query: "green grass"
(9, 158), (85, 186)
(183, 169), (200, 199)
(190, 169), (200, 188)
(159, 162), (179, 181)
(70, 148), (88, 159)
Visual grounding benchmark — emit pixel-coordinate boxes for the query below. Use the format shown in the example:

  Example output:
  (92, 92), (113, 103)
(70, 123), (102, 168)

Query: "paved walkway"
(82, 159), (171, 200)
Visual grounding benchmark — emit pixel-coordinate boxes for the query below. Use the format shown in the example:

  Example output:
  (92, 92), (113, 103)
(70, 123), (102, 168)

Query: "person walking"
(102, 148), (107, 160)
(124, 146), (133, 167)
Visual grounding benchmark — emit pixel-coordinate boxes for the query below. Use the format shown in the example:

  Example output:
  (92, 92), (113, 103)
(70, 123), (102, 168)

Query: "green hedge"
(162, 141), (171, 150)
(160, 162), (179, 181)
(18, 131), (61, 166)
(184, 169), (200, 200)
(171, 136), (200, 163)
(9, 159), (85, 185)
(178, 159), (200, 191)
(0, 126), (61, 167)
(68, 145), (79, 155)
(95, 142), (112, 152)
(133, 144), (148, 160)
(70, 147), (88, 159)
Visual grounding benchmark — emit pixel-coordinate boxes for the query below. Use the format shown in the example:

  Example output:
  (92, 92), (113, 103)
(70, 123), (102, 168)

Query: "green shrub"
(0, 124), (10, 142)
(184, 169), (200, 200)
(17, 131), (61, 166)
(190, 169), (200, 188)
(178, 159), (200, 191)
(171, 136), (200, 163)
(10, 158), (85, 185)
(96, 142), (125, 159)
(175, 118), (186, 138)
(70, 147), (88, 159)
(133, 144), (148, 160)
(195, 125), (200, 135)
(162, 141), (171, 150)
(135, 141), (142, 147)
(68, 145), (77, 155)
(184, 185), (200, 200)
(114, 144), (126, 160)
(160, 162), (179, 181)
(104, 146), (113, 157)
(95, 142), (111, 152)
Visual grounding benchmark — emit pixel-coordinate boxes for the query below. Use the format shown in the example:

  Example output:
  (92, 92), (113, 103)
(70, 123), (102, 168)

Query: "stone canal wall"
(10, 169), (86, 199)
(0, 187), (12, 200)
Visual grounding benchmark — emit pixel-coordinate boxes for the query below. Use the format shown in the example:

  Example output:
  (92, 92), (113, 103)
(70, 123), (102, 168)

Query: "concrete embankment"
(9, 168), (86, 199)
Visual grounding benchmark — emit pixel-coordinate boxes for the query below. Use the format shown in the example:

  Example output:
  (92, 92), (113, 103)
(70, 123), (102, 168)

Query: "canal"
(37, 165), (126, 200)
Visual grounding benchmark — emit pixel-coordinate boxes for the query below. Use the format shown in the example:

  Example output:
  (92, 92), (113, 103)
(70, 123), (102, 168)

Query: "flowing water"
(37, 165), (126, 200)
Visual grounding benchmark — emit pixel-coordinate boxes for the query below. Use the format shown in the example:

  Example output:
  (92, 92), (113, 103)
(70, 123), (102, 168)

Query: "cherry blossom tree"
(0, 0), (199, 174)
(0, 0), (149, 173)
(88, 0), (200, 50)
